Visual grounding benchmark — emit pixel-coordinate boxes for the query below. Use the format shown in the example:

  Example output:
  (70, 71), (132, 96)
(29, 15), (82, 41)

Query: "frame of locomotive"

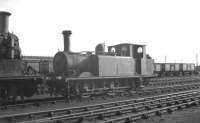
(49, 75), (154, 98)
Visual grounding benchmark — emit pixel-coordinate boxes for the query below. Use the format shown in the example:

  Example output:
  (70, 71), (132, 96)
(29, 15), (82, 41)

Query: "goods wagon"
(154, 63), (195, 76)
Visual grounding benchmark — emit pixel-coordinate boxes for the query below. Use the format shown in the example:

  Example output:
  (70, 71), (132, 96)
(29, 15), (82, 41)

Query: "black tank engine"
(49, 30), (154, 97)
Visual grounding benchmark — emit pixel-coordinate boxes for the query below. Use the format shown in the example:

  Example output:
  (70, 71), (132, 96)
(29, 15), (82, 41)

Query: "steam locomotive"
(47, 30), (155, 97)
(0, 12), (42, 102)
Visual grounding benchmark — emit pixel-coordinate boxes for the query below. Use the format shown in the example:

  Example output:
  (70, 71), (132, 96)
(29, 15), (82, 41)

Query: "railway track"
(149, 76), (198, 82)
(147, 76), (200, 86)
(1, 82), (200, 113)
(0, 96), (65, 110)
(1, 89), (199, 123)
(97, 101), (199, 123)
(137, 83), (200, 96)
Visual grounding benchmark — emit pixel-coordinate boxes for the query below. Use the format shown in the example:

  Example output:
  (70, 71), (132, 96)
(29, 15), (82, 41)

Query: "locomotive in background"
(0, 12), (42, 101)
(47, 30), (155, 97)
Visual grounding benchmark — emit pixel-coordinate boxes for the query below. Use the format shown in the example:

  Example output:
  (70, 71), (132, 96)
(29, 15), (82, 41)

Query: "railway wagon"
(154, 63), (174, 76)
(164, 63), (175, 76)
(174, 63), (180, 75)
(47, 30), (155, 97)
(0, 11), (43, 101)
(154, 63), (163, 76)
(180, 63), (195, 75)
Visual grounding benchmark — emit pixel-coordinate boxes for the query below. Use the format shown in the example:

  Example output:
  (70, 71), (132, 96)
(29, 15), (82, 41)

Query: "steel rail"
(1, 89), (198, 123)
(20, 92), (200, 123)
(97, 100), (200, 123)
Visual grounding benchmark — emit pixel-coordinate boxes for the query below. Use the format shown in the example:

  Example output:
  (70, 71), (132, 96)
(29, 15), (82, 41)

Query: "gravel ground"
(137, 106), (200, 123)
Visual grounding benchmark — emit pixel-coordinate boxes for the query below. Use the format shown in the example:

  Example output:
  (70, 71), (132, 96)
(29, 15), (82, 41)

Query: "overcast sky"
(1, 0), (200, 63)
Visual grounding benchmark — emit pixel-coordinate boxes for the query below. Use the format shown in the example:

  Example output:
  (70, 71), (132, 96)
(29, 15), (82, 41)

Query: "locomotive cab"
(108, 43), (154, 75)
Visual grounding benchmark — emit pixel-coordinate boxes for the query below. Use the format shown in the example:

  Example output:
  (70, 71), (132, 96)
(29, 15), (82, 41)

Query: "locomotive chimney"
(62, 30), (72, 52)
(0, 11), (11, 33)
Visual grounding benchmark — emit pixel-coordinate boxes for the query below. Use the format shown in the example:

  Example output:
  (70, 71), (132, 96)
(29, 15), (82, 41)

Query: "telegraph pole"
(196, 53), (198, 66)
